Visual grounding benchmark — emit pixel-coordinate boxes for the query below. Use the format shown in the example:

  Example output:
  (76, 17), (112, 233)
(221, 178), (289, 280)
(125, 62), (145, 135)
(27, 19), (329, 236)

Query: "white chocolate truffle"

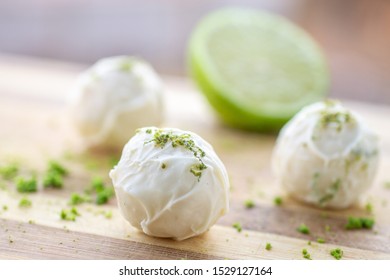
(272, 100), (379, 209)
(109, 127), (230, 240)
(68, 56), (163, 149)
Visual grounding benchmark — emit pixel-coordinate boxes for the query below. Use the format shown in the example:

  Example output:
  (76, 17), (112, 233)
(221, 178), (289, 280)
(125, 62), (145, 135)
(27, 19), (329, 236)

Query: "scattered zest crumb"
(19, 198), (32, 208)
(345, 217), (375, 230)
(69, 193), (91, 206)
(317, 237), (326, 244)
(0, 164), (19, 180)
(265, 243), (272, 251)
(330, 248), (343, 260)
(244, 199), (255, 209)
(302, 248), (312, 260)
(365, 203), (373, 214)
(104, 211), (113, 219)
(145, 129), (207, 180)
(43, 172), (63, 189)
(15, 176), (37, 193)
(60, 207), (80, 221)
(273, 196), (283, 206)
(47, 161), (68, 176)
(88, 177), (115, 205)
(232, 222), (242, 233)
(43, 160), (68, 189)
(297, 223), (310, 235)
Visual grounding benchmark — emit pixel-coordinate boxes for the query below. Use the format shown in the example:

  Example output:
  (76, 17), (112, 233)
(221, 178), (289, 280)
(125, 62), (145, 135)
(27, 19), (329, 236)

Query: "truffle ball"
(109, 127), (230, 240)
(272, 100), (379, 209)
(68, 56), (163, 149)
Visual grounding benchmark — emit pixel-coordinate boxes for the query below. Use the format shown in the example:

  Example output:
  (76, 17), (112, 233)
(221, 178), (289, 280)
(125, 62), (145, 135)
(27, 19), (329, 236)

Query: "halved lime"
(188, 8), (329, 131)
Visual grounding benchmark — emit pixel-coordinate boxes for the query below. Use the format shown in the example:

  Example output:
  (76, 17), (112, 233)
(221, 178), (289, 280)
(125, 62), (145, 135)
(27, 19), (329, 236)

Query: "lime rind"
(188, 8), (329, 131)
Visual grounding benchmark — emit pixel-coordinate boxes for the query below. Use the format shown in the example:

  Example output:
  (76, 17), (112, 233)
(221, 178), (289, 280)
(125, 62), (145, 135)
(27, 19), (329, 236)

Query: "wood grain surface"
(0, 54), (390, 259)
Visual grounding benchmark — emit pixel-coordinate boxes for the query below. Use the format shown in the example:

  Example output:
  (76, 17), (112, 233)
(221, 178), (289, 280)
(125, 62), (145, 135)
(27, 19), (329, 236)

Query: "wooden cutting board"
(0, 54), (389, 260)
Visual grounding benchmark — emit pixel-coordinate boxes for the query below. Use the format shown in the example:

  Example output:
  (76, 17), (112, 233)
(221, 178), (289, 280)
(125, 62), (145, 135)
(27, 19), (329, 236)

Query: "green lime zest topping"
(244, 199), (255, 209)
(86, 177), (114, 205)
(145, 129), (207, 180)
(323, 99), (338, 107)
(119, 61), (134, 72)
(330, 248), (343, 260)
(273, 196), (283, 206)
(317, 237), (325, 244)
(319, 110), (354, 132)
(43, 160), (68, 189)
(60, 207), (80, 221)
(302, 248), (312, 260)
(0, 164), (19, 180)
(297, 223), (310, 235)
(69, 193), (91, 206)
(319, 178), (341, 205)
(19, 197), (32, 208)
(161, 163), (167, 169)
(43, 172), (63, 189)
(365, 203), (373, 214)
(232, 222), (242, 233)
(345, 217), (374, 230)
(265, 243), (272, 251)
(15, 176), (37, 193)
(48, 161), (68, 176)
(96, 188), (114, 205)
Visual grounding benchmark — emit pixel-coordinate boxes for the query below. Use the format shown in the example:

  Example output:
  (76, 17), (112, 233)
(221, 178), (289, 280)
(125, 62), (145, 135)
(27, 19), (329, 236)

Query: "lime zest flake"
(273, 196), (283, 206)
(265, 243), (272, 251)
(330, 248), (343, 260)
(86, 177), (115, 205)
(297, 223), (310, 235)
(69, 193), (91, 206)
(302, 248), (312, 260)
(244, 199), (255, 209)
(319, 110), (354, 132)
(43, 172), (63, 189)
(0, 164), (19, 180)
(317, 237), (326, 244)
(345, 217), (374, 230)
(47, 161), (68, 176)
(365, 202), (373, 214)
(145, 128), (207, 180)
(19, 198), (32, 208)
(232, 222), (242, 233)
(43, 160), (68, 189)
(60, 207), (80, 222)
(15, 176), (37, 193)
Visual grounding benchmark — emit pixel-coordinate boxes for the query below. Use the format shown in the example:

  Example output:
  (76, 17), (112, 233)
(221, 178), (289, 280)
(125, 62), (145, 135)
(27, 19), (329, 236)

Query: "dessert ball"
(109, 127), (230, 240)
(68, 56), (163, 149)
(272, 100), (379, 209)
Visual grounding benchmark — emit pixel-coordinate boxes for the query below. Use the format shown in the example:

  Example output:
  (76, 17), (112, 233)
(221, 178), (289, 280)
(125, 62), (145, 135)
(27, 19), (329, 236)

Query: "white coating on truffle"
(68, 56), (163, 149)
(272, 101), (379, 209)
(109, 127), (230, 240)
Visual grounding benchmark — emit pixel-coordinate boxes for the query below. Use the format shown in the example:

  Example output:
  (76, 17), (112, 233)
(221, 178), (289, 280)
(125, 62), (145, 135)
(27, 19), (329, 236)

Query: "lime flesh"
(188, 8), (329, 132)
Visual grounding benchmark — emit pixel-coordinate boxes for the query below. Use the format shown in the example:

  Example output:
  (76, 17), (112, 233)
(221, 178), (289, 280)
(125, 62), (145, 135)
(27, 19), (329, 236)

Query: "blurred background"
(0, 0), (389, 104)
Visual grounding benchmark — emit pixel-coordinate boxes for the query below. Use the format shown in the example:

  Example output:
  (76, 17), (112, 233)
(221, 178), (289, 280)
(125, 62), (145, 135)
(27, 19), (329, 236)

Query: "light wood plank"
(0, 54), (390, 259)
